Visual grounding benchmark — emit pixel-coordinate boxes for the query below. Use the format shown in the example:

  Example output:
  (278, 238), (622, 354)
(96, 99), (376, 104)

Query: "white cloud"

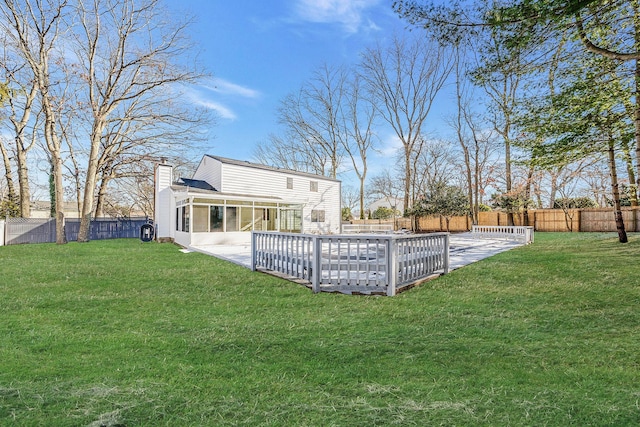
(197, 100), (237, 120)
(202, 78), (261, 99)
(294, 0), (380, 33)
(379, 133), (403, 157)
(182, 86), (237, 120)
(181, 77), (263, 121)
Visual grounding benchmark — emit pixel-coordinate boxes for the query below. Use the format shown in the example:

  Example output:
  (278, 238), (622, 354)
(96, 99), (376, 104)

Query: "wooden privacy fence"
(251, 231), (450, 296)
(409, 207), (640, 233)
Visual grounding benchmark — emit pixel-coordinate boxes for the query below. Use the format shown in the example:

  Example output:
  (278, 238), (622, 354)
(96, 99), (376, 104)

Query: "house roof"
(170, 183), (283, 201)
(177, 178), (216, 191)
(205, 154), (341, 183)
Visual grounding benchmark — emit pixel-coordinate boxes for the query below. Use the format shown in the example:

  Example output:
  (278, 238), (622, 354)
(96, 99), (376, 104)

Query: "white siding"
(155, 164), (174, 239)
(219, 162), (341, 233)
(193, 156), (222, 190)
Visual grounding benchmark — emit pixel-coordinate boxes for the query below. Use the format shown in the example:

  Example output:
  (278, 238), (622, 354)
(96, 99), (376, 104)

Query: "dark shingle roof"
(176, 178), (217, 191)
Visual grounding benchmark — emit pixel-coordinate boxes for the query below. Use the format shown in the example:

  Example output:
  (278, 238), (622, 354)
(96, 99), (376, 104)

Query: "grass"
(1, 233), (639, 426)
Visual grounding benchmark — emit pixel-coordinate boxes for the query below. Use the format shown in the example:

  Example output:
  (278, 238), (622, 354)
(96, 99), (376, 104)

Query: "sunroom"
(174, 190), (303, 247)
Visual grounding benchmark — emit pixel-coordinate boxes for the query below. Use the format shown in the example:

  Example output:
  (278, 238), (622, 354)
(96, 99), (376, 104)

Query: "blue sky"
(166, 0), (453, 185)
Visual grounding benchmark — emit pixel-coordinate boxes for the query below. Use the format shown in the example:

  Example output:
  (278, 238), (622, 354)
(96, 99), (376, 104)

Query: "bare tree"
(1, 0), (69, 243)
(69, 0), (205, 242)
(340, 184), (360, 219)
(342, 73), (376, 219)
(269, 64), (349, 179)
(253, 134), (326, 175)
(0, 40), (40, 218)
(410, 137), (457, 200)
(360, 34), (453, 213)
(368, 168), (404, 214)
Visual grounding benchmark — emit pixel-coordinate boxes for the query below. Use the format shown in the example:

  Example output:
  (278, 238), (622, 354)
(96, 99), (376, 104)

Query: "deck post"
(312, 236), (321, 293)
(251, 231), (257, 271)
(387, 237), (397, 296)
(443, 233), (450, 274)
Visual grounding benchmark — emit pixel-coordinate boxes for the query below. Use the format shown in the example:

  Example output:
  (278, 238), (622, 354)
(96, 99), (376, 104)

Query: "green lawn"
(1, 233), (639, 426)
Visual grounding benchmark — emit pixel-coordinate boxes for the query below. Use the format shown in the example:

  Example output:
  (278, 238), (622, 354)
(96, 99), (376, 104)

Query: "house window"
(176, 206), (190, 232)
(225, 206), (238, 232)
(311, 209), (325, 223)
(280, 207), (302, 232)
(182, 206), (190, 232)
(310, 181), (318, 192)
(210, 206), (223, 232)
(193, 205), (209, 232)
(287, 177), (293, 189)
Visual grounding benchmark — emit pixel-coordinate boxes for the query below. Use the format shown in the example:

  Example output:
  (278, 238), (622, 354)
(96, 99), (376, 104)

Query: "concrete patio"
(188, 232), (527, 271)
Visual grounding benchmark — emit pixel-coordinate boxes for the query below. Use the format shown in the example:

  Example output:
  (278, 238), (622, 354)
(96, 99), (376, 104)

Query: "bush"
(553, 197), (598, 209)
(371, 206), (397, 220)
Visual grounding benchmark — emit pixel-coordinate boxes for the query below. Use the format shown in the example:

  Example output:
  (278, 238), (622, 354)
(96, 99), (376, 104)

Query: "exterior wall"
(218, 160), (341, 234)
(155, 164), (175, 240)
(174, 231), (191, 247)
(193, 156), (222, 190)
(190, 231), (251, 246)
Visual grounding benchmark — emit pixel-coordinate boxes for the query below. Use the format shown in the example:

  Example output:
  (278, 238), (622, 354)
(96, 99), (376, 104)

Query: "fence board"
(353, 207), (640, 233)
(4, 217), (149, 245)
(5, 218), (57, 244)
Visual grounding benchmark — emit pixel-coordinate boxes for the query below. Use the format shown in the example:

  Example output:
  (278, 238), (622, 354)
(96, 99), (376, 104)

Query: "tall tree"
(470, 25), (525, 226)
(269, 64), (348, 179)
(0, 39), (39, 218)
(70, 0), (204, 242)
(395, 0), (640, 222)
(359, 34), (453, 213)
(1, 0), (69, 243)
(342, 74), (376, 219)
(521, 54), (631, 242)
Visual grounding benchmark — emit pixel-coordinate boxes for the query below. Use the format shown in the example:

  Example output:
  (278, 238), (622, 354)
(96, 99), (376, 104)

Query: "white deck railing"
(341, 223), (394, 234)
(471, 225), (534, 244)
(252, 231), (449, 296)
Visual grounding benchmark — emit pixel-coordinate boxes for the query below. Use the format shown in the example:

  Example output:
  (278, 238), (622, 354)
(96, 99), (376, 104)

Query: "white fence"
(252, 231), (449, 296)
(0, 220), (4, 246)
(471, 225), (534, 244)
(341, 223), (394, 234)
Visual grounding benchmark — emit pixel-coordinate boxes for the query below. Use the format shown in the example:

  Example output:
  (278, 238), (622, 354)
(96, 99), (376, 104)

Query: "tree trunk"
(607, 136), (628, 243)
(11, 83), (38, 218)
(623, 142), (638, 206)
(51, 152), (67, 244)
(505, 138), (514, 226)
(0, 140), (18, 216)
(634, 9), (640, 211)
(524, 165), (534, 227)
(16, 147), (31, 217)
(78, 131), (103, 242)
(359, 176), (365, 220)
(94, 167), (113, 220)
(44, 112), (66, 244)
(404, 150), (411, 213)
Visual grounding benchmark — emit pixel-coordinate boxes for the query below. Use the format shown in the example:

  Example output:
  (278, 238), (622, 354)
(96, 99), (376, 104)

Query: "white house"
(154, 155), (342, 247)
(368, 196), (405, 217)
